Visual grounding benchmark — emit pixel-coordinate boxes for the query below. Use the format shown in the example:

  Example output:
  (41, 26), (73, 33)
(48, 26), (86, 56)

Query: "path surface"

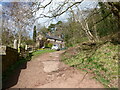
(11, 51), (103, 88)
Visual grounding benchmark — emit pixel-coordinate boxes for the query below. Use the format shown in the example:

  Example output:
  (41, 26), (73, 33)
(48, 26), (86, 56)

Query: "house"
(46, 35), (65, 48)
(36, 34), (65, 49)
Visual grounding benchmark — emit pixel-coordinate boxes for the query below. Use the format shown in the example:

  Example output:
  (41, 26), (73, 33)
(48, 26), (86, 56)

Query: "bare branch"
(35, 1), (84, 21)
(40, 0), (53, 8)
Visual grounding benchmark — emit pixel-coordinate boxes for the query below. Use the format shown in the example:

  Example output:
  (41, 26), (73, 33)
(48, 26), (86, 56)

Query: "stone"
(42, 61), (59, 73)
(13, 39), (18, 49)
(0, 45), (6, 55)
(25, 45), (28, 50)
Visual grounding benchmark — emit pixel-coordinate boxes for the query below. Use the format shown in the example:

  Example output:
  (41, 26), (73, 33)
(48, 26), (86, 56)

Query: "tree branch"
(35, 0), (83, 20)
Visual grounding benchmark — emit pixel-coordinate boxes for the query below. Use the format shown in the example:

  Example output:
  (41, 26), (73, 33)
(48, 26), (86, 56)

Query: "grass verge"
(32, 49), (55, 58)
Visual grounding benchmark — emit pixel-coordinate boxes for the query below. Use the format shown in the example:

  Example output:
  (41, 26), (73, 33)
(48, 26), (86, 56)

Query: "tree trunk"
(92, 13), (99, 42)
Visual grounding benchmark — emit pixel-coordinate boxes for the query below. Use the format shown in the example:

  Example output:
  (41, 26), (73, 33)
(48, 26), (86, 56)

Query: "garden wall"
(0, 46), (19, 72)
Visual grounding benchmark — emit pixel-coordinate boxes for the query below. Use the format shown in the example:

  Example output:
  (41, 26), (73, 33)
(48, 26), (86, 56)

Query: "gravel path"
(7, 51), (104, 88)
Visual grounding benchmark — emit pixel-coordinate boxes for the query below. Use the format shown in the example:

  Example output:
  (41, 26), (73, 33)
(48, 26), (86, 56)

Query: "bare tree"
(70, 6), (96, 42)
(2, 2), (34, 47)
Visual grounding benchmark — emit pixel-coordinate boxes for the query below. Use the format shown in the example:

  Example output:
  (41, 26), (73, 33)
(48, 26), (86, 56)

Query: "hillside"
(61, 35), (119, 88)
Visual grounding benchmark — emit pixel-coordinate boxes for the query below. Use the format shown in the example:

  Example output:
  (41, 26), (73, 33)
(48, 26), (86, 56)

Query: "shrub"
(47, 43), (53, 48)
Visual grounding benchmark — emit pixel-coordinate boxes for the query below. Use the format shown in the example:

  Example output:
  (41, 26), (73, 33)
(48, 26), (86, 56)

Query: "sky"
(35, 0), (98, 27)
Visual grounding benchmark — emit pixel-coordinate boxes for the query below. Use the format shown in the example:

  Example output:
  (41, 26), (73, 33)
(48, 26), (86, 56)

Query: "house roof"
(46, 35), (63, 41)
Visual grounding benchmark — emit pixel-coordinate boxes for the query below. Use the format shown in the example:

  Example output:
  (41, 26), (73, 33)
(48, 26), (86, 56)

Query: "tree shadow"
(2, 52), (33, 89)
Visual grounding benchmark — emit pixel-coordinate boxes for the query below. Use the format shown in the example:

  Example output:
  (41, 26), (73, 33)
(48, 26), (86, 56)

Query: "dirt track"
(8, 51), (103, 88)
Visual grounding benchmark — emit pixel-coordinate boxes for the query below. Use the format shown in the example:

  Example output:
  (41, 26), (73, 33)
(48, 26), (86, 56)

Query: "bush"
(47, 43), (53, 48)
(45, 43), (53, 48)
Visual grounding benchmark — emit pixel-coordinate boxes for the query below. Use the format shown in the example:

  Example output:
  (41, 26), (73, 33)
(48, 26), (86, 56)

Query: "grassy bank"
(61, 42), (118, 88)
